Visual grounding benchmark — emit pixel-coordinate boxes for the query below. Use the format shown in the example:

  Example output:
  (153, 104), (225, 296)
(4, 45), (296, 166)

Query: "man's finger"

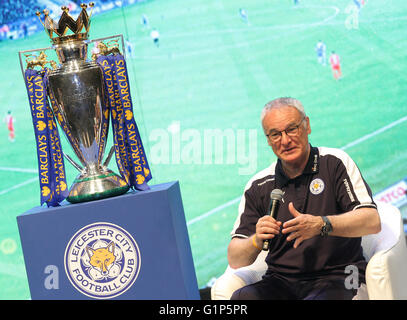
(286, 231), (300, 242)
(281, 225), (299, 234)
(293, 237), (304, 249)
(259, 226), (280, 235)
(288, 202), (301, 218)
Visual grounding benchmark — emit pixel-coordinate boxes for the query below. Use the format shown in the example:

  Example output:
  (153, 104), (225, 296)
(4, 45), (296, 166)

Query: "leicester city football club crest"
(310, 178), (325, 195)
(64, 222), (141, 299)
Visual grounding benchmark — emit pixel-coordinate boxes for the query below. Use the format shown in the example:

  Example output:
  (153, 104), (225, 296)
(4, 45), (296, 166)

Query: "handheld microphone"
(262, 188), (284, 251)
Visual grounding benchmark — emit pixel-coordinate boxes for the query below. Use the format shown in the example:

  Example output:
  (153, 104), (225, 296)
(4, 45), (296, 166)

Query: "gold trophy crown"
(36, 2), (94, 44)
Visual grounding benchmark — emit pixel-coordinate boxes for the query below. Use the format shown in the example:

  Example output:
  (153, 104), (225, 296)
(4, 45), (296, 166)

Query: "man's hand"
(228, 215), (282, 269)
(281, 202), (323, 248)
(254, 215), (282, 248)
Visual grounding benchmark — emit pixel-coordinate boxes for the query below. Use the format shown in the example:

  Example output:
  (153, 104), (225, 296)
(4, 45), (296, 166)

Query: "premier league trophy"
(19, 3), (151, 205)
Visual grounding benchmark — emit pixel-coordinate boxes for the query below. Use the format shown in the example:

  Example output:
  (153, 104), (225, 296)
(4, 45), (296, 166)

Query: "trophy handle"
(63, 152), (83, 172)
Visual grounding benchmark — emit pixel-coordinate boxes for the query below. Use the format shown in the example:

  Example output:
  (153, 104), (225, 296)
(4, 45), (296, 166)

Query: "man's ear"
(306, 116), (311, 135)
(262, 123), (272, 146)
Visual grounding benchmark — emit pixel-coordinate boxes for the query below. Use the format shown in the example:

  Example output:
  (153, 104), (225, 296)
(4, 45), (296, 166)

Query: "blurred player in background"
(141, 14), (149, 29)
(329, 51), (342, 80)
(4, 110), (15, 142)
(315, 40), (326, 66)
(353, 0), (361, 11)
(125, 39), (135, 59)
(239, 8), (250, 25)
(150, 28), (160, 47)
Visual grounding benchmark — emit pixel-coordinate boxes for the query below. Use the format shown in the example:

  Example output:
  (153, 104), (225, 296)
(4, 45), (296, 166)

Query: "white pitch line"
(0, 177), (37, 196)
(341, 115), (407, 150)
(0, 166), (37, 173)
(187, 115), (407, 226)
(187, 197), (241, 226)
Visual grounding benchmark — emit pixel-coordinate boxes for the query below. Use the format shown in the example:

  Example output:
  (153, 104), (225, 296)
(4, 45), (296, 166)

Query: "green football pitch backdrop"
(0, 0), (406, 299)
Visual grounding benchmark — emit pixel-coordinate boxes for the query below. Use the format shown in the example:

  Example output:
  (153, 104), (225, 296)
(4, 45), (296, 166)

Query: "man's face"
(262, 106), (311, 168)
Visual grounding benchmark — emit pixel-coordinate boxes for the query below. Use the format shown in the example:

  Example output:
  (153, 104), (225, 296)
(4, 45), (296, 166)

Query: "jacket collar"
(275, 145), (319, 187)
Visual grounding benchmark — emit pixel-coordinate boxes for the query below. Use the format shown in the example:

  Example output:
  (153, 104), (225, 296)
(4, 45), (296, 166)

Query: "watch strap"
(320, 216), (333, 237)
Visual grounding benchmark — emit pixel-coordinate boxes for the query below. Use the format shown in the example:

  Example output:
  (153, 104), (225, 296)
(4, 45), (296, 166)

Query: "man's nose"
(280, 131), (292, 145)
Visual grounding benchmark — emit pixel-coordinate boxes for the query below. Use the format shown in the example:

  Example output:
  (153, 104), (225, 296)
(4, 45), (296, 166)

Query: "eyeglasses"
(266, 116), (306, 143)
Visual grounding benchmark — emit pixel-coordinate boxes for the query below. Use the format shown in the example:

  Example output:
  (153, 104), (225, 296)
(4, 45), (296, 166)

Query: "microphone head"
(270, 189), (284, 201)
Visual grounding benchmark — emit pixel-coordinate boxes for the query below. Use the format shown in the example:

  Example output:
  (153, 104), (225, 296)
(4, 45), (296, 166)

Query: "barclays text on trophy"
(19, 3), (152, 206)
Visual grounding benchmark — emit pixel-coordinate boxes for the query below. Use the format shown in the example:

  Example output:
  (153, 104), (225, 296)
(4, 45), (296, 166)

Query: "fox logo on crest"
(310, 178), (325, 195)
(86, 241), (117, 278)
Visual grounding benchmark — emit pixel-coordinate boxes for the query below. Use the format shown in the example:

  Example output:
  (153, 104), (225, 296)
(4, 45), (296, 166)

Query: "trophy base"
(67, 170), (130, 203)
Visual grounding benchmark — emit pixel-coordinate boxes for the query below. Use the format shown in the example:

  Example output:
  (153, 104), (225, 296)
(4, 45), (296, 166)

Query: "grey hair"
(261, 97), (306, 123)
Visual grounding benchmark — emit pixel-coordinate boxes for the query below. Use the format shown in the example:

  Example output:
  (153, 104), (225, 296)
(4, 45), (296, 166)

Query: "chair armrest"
(211, 266), (251, 300)
(211, 251), (267, 300)
(366, 226), (407, 299)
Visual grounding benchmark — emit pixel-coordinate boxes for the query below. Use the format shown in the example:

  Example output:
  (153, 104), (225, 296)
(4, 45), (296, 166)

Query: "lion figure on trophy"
(91, 40), (121, 60)
(25, 51), (57, 70)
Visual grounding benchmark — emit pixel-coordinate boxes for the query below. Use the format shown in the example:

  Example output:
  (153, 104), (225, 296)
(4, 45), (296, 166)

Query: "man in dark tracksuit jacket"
(228, 97), (381, 300)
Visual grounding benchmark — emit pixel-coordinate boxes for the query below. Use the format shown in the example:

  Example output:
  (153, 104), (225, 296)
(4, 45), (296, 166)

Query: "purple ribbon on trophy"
(24, 68), (69, 207)
(97, 54), (152, 191)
